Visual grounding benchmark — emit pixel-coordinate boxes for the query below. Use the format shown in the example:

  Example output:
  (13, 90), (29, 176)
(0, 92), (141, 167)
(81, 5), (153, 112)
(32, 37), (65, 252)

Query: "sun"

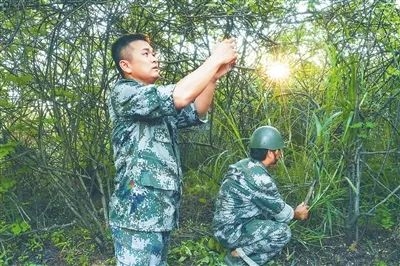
(266, 61), (291, 81)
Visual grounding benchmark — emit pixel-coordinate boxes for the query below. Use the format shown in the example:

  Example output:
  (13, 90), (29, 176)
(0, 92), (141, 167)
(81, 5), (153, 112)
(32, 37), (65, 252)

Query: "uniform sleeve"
(109, 80), (177, 120)
(251, 175), (294, 223)
(175, 103), (206, 129)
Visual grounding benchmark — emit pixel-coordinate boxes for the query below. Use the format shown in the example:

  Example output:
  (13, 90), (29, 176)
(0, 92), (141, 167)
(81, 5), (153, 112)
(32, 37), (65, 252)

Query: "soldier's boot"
(225, 248), (260, 266)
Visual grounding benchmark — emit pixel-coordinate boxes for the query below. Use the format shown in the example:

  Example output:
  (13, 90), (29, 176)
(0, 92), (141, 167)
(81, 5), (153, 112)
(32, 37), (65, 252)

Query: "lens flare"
(266, 61), (290, 81)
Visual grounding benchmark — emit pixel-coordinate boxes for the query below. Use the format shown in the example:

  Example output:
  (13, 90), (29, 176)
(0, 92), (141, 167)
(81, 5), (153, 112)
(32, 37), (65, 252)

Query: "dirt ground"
(272, 228), (400, 265)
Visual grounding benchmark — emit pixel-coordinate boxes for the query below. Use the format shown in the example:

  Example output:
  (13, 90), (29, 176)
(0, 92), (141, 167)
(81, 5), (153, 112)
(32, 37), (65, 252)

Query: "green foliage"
(213, 103), (249, 157)
(0, 177), (16, 195)
(0, 142), (16, 160)
(373, 260), (388, 266)
(168, 237), (225, 266)
(10, 221), (31, 236)
(50, 228), (96, 265)
(0, 225), (114, 265)
(1, 0), (400, 263)
(0, 219), (31, 242)
(371, 206), (396, 230)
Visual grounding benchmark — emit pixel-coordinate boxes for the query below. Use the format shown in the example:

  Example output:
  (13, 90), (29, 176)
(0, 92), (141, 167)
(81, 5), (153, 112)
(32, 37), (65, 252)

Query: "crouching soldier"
(213, 126), (310, 266)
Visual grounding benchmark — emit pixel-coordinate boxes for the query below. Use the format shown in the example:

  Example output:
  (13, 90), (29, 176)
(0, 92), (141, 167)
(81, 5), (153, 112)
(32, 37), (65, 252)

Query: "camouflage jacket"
(213, 158), (294, 244)
(107, 79), (204, 231)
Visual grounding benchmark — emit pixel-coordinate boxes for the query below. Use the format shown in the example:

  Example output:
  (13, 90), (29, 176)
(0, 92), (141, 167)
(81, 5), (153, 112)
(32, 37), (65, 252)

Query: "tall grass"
(180, 41), (400, 254)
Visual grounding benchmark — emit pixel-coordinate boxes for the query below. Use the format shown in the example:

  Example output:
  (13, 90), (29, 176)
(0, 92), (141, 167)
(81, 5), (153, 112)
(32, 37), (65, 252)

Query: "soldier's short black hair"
(111, 33), (150, 75)
(249, 148), (268, 161)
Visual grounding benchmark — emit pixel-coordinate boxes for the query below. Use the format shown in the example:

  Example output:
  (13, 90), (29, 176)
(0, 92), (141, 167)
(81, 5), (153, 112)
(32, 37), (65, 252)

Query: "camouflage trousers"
(110, 226), (171, 266)
(220, 219), (291, 265)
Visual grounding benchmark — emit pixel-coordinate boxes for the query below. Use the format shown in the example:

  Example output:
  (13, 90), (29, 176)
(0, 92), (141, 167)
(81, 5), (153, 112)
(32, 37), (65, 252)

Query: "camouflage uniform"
(108, 79), (204, 265)
(213, 158), (294, 265)
(110, 226), (170, 265)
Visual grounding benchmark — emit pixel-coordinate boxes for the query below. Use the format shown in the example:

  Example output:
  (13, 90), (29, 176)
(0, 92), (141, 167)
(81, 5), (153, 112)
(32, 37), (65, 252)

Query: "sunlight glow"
(266, 61), (291, 81)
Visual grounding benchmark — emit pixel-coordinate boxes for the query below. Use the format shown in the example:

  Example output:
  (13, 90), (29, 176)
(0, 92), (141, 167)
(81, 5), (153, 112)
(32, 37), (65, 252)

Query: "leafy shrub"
(168, 236), (225, 266)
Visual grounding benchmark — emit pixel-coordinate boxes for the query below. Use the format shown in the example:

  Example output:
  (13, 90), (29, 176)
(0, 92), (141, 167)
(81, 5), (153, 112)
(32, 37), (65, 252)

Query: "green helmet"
(249, 126), (285, 150)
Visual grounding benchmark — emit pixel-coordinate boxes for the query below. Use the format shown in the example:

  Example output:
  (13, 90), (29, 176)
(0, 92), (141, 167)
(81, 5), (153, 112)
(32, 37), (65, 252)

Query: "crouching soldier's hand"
(294, 202), (309, 221)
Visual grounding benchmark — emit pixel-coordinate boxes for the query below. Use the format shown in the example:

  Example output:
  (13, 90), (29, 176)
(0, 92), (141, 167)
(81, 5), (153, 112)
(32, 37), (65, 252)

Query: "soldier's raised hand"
(210, 38), (238, 66)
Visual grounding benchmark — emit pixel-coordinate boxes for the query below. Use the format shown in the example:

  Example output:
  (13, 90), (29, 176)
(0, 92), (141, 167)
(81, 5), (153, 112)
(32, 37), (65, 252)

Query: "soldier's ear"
(119, 60), (133, 74)
(266, 150), (274, 159)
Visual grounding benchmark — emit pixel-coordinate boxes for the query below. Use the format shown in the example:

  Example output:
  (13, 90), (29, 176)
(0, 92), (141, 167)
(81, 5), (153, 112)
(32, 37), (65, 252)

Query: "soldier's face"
(119, 40), (160, 84)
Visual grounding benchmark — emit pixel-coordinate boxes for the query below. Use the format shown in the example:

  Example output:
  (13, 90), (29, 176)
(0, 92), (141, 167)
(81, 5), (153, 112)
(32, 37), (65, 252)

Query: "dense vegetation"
(1, 0), (399, 265)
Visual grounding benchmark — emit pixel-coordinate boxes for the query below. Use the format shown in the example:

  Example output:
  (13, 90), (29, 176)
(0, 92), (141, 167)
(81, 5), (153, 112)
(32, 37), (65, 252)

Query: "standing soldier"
(213, 126), (309, 266)
(108, 33), (237, 265)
